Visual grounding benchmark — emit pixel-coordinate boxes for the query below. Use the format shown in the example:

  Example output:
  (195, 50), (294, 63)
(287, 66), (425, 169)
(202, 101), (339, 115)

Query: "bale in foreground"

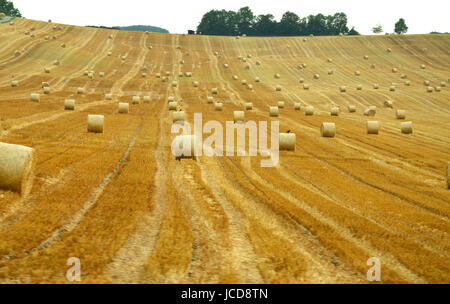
(0, 142), (34, 194)
(87, 115), (104, 133)
(321, 122), (336, 137)
(279, 133), (296, 151)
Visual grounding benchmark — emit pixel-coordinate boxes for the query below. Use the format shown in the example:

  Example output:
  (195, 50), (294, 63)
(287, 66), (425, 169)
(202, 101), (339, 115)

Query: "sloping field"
(0, 18), (449, 284)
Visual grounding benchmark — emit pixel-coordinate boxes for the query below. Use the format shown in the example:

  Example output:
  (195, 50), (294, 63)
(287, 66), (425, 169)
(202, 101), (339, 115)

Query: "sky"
(12, 0), (450, 34)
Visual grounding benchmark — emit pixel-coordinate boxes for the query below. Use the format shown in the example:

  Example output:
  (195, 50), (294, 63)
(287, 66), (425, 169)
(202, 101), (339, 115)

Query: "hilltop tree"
(327, 12), (349, 35)
(253, 14), (277, 36)
(236, 7), (254, 36)
(196, 9), (237, 36)
(278, 11), (301, 36)
(394, 18), (408, 34)
(372, 24), (383, 34)
(348, 27), (360, 35)
(0, 0), (21, 17)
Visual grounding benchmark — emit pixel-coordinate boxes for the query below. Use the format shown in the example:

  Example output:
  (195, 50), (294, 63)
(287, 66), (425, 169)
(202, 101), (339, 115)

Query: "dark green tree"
(196, 9), (237, 36)
(253, 14), (277, 36)
(328, 12), (349, 35)
(305, 14), (327, 36)
(372, 24), (383, 34)
(394, 18), (408, 34)
(236, 6), (254, 36)
(348, 27), (360, 35)
(0, 0), (21, 17)
(279, 11), (301, 36)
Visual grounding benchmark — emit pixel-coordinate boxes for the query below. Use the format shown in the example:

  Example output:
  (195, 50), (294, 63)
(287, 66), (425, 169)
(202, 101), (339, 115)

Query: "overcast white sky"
(12, 0), (450, 34)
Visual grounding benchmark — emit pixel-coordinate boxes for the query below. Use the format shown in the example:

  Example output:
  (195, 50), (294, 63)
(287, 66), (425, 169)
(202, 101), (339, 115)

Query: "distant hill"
(118, 25), (169, 34)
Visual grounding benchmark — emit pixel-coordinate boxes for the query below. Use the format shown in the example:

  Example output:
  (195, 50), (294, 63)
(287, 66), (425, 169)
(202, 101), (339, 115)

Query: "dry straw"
(44, 67), (50, 73)
(321, 123), (336, 137)
(384, 100), (393, 108)
(245, 102), (253, 110)
(241, 80), (247, 85)
(275, 73), (281, 79)
(77, 87), (85, 94)
(169, 102), (178, 111)
(357, 84), (362, 90)
(193, 81), (199, 87)
(373, 83), (379, 89)
(331, 107), (339, 116)
(132, 96), (140, 104)
(143, 96), (151, 103)
(276, 85), (282, 91)
(314, 74), (320, 79)
(424, 80), (430, 86)
(396, 109), (406, 119)
(299, 78), (305, 83)
(305, 105), (314, 115)
(11, 80), (19, 87)
(118, 102), (129, 114)
(87, 115), (104, 133)
(168, 96), (175, 102)
(173, 111), (185, 123)
(366, 121), (379, 134)
(390, 85), (396, 91)
(426, 86), (433, 93)
(212, 88), (218, 94)
(294, 103), (301, 110)
(348, 105), (356, 113)
(30, 93), (40, 102)
(255, 77), (260, 82)
(214, 103), (223, 111)
(0, 142), (34, 194)
(339, 86), (346, 92)
(278, 101), (285, 108)
(401, 121), (413, 134)
(233, 111), (244, 122)
(233, 75), (238, 80)
(269, 106), (279, 117)
(446, 162), (450, 189)
(392, 68), (397, 73)
(64, 99), (75, 110)
(207, 96), (214, 104)
(355, 71), (360, 76)
(43, 87), (50, 94)
(279, 133), (296, 151)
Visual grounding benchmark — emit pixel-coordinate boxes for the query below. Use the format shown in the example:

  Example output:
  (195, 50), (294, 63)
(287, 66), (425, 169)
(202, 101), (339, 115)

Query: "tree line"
(196, 7), (360, 36)
(0, 0), (21, 17)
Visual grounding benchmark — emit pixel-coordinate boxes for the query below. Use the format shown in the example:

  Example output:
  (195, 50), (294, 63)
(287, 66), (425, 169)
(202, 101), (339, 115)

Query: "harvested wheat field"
(0, 18), (449, 284)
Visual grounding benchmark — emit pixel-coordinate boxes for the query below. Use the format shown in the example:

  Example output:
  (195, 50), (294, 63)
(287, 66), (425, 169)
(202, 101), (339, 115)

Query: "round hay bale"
(193, 81), (199, 87)
(64, 99), (75, 110)
(299, 78), (305, 83)
(132, 96), (140, 104)
(169, 102), (178, 111)
(357, 84), (363, 90)
(256, 61), (261, 66)
(11, 80), (19, 87)
(233, 111), (244, 123)
(424, 80), (430, 86)
(276, 85), (282, 91)
(121, 56), (126, 61)
(366, 121), (379, 134)
(371, 64), (376, 69)
(118, 103), (129, 114)
(269, 106), (279, 117)
(303, 84), (310, 90)
(355, 71), (360, 76)
(60, 43), (66, 48)
(44, 67), (51, 73)
(274, 73), (281, 79)
(99, 72), (105, 77)
(241, 79), (247, 85)
(165, 71), (171, 77)
(247, 84), (253, 90)
(14, 50), (21, 56)
(373, 83), (379, 89)
(9, 22), (14, 26)
(156, 73), (161, 78)
(245, 103), (253, 110)
(435, 86), (441, 92)
(327, 58), (333, 63)
(321, 122), (336, 138)
(214, 103), (223, 111)
(389, 85), (396, 91)
(439, 81), (446, 87)
(328, 70), (334, 75)
(427, 86), (433, 93)
(0, 142), (34, 194)
(53, 60), (60, 66)
(178, 72), (183, 77)
(302, 63), (307, 68)
(303, 38), (307, 42)
(87, 115), (104, 133)
(223, 63), (229, 68)
(173, 111), (185, 123)
(314, 74), (320, 79)
(279, 133), (296, 151)
(43, 87), (50, 94)
(105, 94), (112, 100)
(401, 121), (413, 134)
(161, 76), (168, 82)
(339, 86), (346, 92)
(212, 88), (218, 95)
(364, 55), (369, 60)
(143, 96), (151, 103)
(387, 48), (392, 52)
(348, 105), (356, 113)
(277, 101), (285, 108)
(255, 77), (260, 82)
(168, 96), (175, 102)
(245, 64), (250, 70)
(305, 105), (314, 116)
(233, 75), (238, 80)
(420, 64), (426, 69)
(88, 72), (94, 79)
(142, 73), (147, 78)
(384, 100), (393, 108)
(404, 80), (411, 86)
(294, 103), (301, 110)
(77, 87), (85, 94)
(330, 107), (339, 116)
(364, 108), (376, 116)
(185, 72), (192, 77)
(392, 68), (397, 73)
(45, 35), (50, 40)
(30, 93), (40, 102)
(400, 73), (407, 79)
(396, 109), (406, 119)
(107, 52), (112, 56)
(207, 96), (214, 104)
(172, 81), (178, 87)
(83, 70), (89, 76)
